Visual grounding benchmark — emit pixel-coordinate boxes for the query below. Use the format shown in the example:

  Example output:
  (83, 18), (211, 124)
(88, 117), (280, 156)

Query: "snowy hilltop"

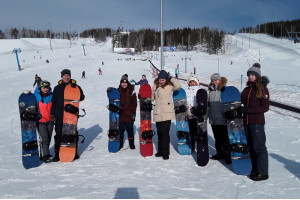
(0, 34), (299, 198)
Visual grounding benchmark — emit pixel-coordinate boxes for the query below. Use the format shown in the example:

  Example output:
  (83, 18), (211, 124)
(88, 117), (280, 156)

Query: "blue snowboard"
(221, 86), (251, 175)
(107, 88), (120, 153)
(18, 91), (41, 169)
(173, 88), (191, 155)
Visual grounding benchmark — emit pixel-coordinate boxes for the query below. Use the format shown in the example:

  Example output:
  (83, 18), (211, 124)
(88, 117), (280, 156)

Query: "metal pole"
(15, 51), (21, 71)
(160, 0), (164, 70)
(241, 75), (243, 91)
(185, 57), (187, 73)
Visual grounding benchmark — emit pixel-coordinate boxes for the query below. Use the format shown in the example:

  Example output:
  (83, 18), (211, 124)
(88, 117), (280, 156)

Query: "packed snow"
(0, 34), (300, 198)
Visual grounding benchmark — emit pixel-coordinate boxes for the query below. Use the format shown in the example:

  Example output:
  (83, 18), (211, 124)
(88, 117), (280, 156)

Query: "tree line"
(0, 26), (225, 54)
(239, 19), (300, 39)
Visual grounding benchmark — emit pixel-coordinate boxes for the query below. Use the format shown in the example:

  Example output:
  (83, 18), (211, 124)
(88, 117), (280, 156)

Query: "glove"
(224, 109), (238, 121)
(51, 115), (56, 124)
(191, 105), (206, 117)
(167, 72), (172, 80)
(131, 114), (136, 121)
(237, 106), (248, 115)
(107, 87), (113, 92)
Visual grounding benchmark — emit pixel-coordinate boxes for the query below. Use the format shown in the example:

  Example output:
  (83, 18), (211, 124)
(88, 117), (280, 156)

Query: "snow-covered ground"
(0, 34), (299, 198)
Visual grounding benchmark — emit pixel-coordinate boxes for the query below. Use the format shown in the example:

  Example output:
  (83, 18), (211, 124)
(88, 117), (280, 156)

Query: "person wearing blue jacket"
(34, 80), (53, 163)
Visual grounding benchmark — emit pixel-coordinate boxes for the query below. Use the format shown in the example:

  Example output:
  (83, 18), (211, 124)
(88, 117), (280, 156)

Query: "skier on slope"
(185, 76), (202, 152)
(151, 70), (181, 160)
(51, 69), (85, 162)
(207, 73), (231, 165)
(240, 63), (270, 181)
(34, 80), (54, 163)
(33, 74), (42, 88)
(118, 74), (137, 150)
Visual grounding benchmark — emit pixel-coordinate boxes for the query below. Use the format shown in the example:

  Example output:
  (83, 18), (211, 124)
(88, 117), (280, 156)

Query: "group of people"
(32, 63), (269, 182)
(33, 69), (85, 163)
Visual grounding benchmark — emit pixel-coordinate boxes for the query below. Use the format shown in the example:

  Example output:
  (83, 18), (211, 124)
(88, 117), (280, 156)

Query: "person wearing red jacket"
(240, 63), (270, 181)
(34, 80), (53, 163)
(118, 74), (137, 150)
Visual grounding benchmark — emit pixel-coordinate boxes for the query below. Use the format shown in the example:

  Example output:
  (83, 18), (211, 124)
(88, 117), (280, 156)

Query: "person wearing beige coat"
(151, 70), (181, 160)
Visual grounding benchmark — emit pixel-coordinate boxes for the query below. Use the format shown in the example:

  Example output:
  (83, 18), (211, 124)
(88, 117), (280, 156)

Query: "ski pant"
(156, 120), (171, 156)
(211, 124), (230, 159)
(245, 124), (268, 175)
(119, 122), (134, 142)
(37, 122), (54, 157)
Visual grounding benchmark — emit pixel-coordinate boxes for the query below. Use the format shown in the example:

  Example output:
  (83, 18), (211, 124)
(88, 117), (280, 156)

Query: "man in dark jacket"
(118, 74), (137, 150)
(51, 69), (85, 161)
(135, 74), (148, 86)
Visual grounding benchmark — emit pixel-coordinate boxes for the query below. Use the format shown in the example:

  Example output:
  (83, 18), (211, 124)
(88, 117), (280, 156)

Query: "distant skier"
(33, 74), (42, 88)
(98, 67), (102, 75)
(82, 71), (86, 78)
(135, 74), (148, 87)
(175, 68), (178, 78)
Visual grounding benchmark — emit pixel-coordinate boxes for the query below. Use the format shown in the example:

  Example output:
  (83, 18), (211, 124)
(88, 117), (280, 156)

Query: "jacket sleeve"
(170, 77), (181, 91)
(50, 87), (57, 116)
(247, 87), (269, 114)
(130, 91), (137, 115)
(78, 85), (85, 101)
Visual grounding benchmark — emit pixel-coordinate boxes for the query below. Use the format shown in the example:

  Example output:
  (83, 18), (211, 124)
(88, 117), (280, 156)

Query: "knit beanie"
(120, 74), (129, 83)
(247, 63), (261, 78)
(188, 76), (199, 85)
(61, 69), (71, 77)
(210, 73), (221, 81)
(158, 70), (168, 80)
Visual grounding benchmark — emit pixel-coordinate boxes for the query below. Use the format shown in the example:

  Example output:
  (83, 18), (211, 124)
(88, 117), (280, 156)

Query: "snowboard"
(221, 86), (252, 175)
(173, 88), (191, 155)
(18, 90), (41, 169)
(107, 87), (121, 153)
(59, 84), (81, 162)
(193, 89), (209, 166)
(138, 84), (154, 157)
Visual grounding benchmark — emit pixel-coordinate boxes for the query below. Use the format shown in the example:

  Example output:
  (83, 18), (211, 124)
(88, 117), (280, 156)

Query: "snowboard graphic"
(59, 84), (81, 162)
(173, 88), (191, 155)
(107, 87), (121, 153)
(138, 84), (154, 157)
(194, 89), (209, 166)
(221, 86), (252, 175)
(18, 90), (41, 169)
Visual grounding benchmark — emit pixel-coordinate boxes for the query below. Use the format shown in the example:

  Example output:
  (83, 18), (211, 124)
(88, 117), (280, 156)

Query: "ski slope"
(0, 34), (299, 198)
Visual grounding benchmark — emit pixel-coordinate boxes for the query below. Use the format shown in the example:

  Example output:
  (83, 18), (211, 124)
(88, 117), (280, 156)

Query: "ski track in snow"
(0, 35), (300, 198)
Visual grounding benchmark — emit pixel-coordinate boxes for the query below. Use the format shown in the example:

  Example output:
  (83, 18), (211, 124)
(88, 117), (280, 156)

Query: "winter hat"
(61, 69), (71, 77)
(158, 70), (168, 80)
(247, 63), (261, 78)
(210, 73), (221, 81)
(188, 76), (199, 85)
(120, 74), (129, 83)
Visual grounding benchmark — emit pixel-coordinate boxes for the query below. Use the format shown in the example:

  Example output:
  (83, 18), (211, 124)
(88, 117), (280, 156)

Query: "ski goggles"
(40, 81), (50, 88)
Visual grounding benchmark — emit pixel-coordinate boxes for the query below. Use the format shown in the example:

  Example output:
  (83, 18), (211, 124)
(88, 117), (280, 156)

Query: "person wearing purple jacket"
(240, 63), (270, 181)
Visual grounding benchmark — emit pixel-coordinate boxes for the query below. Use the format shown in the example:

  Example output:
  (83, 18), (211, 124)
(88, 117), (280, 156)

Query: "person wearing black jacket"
(51, 69), (85, 162)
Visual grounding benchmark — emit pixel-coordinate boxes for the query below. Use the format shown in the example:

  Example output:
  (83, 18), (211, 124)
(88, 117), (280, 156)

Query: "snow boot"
(129, 138), (135, 150)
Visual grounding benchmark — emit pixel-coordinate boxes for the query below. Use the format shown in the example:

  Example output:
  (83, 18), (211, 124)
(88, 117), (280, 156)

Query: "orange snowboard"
(59, 84), (80, 162)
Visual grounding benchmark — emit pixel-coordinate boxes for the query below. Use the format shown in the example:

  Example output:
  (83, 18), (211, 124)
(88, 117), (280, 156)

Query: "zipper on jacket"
(246, 86), (253, 124)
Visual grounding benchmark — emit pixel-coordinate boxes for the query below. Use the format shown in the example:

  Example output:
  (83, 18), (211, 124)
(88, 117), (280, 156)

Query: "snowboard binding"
(61, 134), (78, 144)
(223, 143), (248, 154)
(191, 104), (207, 117)
(21, 111), (42, 121)
(107, 103), (122, 113)
(176, 131), (189, 139)
(140, 99), (153, 112)
(193, 133), (208, 144)
(108, 129), (119, 140)
(224, 108), (243, 121)
(23, 141), (38, 151)
(141, 130), (155, 140)
(64, 104), (86, 117)
(174, 105), (187, 115)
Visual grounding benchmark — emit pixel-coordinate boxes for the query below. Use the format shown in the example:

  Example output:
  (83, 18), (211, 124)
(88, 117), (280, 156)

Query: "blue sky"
(1, 0), (300, 33)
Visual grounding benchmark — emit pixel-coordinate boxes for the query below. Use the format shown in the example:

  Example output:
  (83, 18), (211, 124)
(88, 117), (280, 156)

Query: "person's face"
(248, 74), (257, 82)
(142, 75), (146, 80)
(121, 82), (128, 88)
(41, 87), (49, 94)
(159, 79), (166, 86)
(62, 74), (71, 83)
(189, 80), (198, 86)
(212, 79), (220, 86)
